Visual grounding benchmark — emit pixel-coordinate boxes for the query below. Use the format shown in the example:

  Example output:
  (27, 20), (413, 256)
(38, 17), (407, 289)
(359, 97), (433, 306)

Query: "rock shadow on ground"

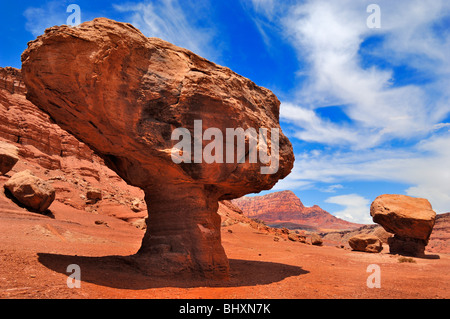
(37, 253), (309, 289)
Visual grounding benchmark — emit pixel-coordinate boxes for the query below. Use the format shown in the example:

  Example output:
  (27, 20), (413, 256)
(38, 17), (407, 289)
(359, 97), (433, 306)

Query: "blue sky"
(1, 0), (449, 223)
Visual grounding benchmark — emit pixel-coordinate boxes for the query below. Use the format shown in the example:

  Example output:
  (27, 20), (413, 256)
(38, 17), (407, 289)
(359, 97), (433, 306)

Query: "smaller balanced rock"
(370, 194), (436, 257)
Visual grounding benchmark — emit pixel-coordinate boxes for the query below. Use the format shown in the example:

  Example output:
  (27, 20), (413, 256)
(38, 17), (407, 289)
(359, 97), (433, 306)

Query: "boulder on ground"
(288, 233), (307, 243)
(310, 233), (323, 246)
(0, 141), (19, 175)
(348, 234), (383, 253)
(4, 170), (55, 212)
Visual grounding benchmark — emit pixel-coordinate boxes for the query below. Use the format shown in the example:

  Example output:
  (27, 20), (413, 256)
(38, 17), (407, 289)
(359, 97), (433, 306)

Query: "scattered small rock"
(94, 220), (108, 227)
(86, 187), (102, 204)
(130, 198), (143, 212)
(310, 233), (323, 246)
(288, 233), (307, 243)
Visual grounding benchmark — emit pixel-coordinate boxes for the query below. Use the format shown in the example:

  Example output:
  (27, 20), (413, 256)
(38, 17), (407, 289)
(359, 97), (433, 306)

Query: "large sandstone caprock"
(370, 194), (436, 257)
(21, 18), (294, 278)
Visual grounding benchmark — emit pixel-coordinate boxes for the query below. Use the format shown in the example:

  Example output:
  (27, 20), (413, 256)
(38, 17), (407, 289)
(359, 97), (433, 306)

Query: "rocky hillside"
(0, 67), (148, 225)
(233, 190), (363, 231)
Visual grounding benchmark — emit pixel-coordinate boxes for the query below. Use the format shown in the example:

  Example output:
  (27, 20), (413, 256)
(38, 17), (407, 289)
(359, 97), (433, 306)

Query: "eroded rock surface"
(21, 18), (294, 278)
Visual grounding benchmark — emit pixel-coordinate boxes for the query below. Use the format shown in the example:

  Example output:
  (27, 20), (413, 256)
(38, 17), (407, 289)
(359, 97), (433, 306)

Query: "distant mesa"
(233, 190), (363, 231)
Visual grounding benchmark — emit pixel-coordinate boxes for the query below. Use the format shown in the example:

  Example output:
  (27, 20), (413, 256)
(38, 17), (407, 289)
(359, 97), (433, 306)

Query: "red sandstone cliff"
(233, 190), (364, 231)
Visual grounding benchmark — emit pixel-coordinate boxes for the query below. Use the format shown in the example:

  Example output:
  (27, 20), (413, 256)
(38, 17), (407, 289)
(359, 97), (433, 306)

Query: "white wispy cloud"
(113, 0), (217, 60)
(248, 0), (450, 217)
(277, 132), (450, 213)
(24, 1), (69, 37)
(325, 194), (372, 224)
(281, 0), (450, 145)
(249, 0), (276, 20)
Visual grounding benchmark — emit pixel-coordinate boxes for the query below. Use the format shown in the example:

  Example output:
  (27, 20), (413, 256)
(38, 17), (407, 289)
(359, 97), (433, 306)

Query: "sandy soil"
(0, 190), (448, 299)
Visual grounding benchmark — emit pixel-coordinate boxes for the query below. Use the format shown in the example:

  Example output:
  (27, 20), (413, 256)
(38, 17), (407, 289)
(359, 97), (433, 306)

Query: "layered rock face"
(370, 194), (436, 256)
(0, 67), (96, 171)
(21, 18), (294, 277)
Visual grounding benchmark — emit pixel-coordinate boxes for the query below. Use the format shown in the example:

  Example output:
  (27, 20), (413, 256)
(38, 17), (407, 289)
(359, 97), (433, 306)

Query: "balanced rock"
(348, 234), (383, 253)
(370, 194), (436, 256)
(21, 18), (294, 278)
(0, 141), (19, 175)
(4, 170), (55, 212)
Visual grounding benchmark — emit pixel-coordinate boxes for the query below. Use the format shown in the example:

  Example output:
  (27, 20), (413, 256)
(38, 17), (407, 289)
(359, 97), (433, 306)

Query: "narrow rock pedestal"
(137, 184), (229, 278)
(387, 235), (427, 257)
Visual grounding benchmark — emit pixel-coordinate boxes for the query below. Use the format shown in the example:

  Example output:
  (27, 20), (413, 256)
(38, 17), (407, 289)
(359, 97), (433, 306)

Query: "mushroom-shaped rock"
(21, 18), (294, 278)
(370, 194), (436, 256)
